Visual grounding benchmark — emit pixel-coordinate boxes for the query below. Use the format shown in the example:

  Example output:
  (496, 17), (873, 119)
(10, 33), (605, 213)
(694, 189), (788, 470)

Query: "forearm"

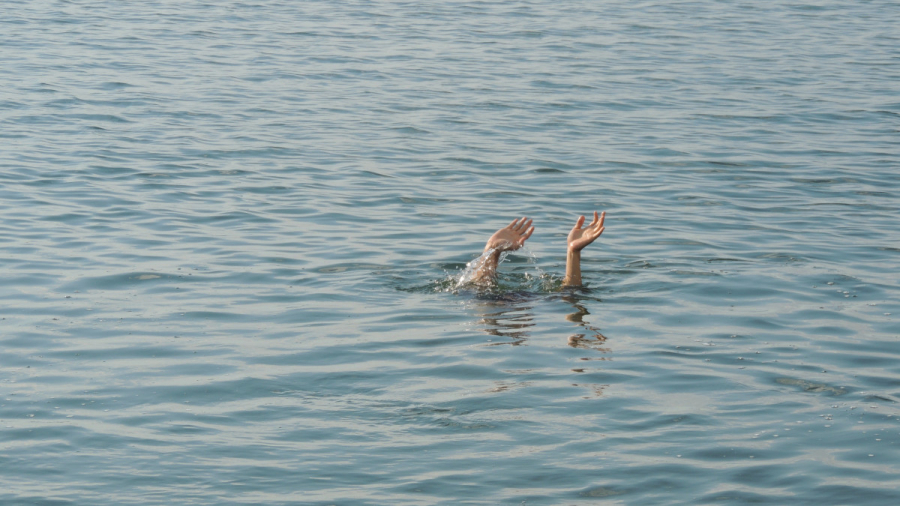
(563, 248), (581, 286)
(471, 248), (502, 283)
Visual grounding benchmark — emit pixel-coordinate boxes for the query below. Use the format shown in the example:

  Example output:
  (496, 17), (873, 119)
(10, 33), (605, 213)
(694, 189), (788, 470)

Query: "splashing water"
(390, 247), (560, 295)
(455, 247), (509, 288)
(450, 245), (558, 293)
(519, 245), (546, 281)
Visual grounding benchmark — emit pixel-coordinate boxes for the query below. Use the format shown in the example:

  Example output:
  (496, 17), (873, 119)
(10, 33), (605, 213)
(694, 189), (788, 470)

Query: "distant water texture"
(1, 1), (899, 504)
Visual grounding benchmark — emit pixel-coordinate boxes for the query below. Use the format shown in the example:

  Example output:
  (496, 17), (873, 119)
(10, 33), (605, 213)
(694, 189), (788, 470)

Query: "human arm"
(470, 217), (534, 283)
(563, 211), (605, 287)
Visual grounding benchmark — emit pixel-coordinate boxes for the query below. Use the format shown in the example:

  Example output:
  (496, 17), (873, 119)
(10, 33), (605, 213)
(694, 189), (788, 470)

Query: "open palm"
(567, 211), (605, 252)
(486, 217), (534, 252)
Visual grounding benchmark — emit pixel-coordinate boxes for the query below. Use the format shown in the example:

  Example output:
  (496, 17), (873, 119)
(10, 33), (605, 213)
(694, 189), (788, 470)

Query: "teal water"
(2, 1), (899, 504)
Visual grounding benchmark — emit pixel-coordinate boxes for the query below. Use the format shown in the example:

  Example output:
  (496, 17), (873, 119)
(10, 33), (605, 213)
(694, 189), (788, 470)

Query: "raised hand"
(485, 217), (535, 252)
(563, 211), (606, 286)
(567, 211), (605, 252)
(466, 217), (535, 285)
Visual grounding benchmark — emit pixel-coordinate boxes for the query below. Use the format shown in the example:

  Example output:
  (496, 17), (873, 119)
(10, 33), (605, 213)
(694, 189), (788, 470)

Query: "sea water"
(1, 1), (899, 504)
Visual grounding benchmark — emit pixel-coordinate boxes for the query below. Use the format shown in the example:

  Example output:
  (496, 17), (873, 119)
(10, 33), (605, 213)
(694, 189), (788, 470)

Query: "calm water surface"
(2, 1), (899, 504)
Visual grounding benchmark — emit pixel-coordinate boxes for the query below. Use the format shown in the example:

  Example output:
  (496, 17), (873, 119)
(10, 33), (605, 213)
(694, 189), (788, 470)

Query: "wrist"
(484, 245), (503, 260)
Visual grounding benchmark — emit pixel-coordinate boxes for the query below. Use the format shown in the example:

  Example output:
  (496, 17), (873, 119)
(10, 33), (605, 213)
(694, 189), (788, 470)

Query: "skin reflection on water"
(469, 291), (611, 397)
(471, 295), (535, 346)
(562, 294), (610, 398)
(563, 294), (610, 353)
(468, 292), (610, 351)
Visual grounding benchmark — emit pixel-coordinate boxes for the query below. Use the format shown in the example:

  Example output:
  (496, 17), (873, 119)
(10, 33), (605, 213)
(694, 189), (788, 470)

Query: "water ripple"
(2, 0), (900, 504)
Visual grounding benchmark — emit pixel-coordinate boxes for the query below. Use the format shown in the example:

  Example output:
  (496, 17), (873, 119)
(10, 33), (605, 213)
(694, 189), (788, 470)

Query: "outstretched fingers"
(588, 211), (606, 239)
(506, 217), (530, 232)
(593, 211), (605, 231)
(518, 224), (535, 246)
(517, 217), (533, 233)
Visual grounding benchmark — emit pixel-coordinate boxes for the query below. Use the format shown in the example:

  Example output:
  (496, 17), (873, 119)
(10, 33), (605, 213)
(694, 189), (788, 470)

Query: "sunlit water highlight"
(2, 0), (900, 504)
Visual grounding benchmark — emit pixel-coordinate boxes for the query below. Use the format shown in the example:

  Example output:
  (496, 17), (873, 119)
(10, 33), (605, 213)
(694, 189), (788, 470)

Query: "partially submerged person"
(468, 211), (606, 286)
